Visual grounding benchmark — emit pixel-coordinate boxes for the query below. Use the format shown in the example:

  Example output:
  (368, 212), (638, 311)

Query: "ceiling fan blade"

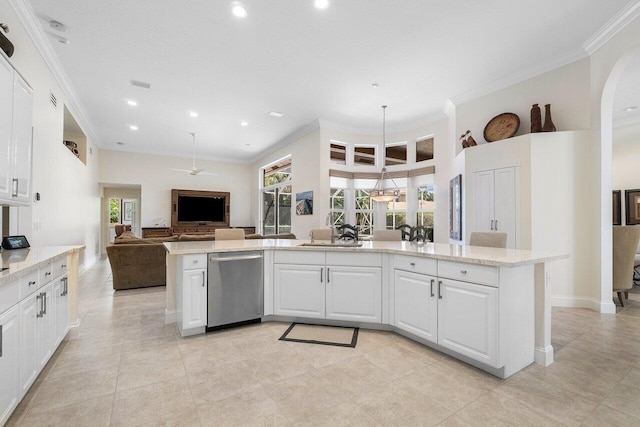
(197, 171), (218, 176)
(169, 168), (192, 173)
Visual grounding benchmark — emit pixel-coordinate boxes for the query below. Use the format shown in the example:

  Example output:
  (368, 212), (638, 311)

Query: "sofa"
(106, 231), (296, 290)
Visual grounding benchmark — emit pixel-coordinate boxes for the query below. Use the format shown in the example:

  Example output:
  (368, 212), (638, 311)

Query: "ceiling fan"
(169, 132), (217, 176)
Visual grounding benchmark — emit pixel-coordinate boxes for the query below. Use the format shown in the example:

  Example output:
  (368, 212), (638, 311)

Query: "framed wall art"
(613, 190), (621, 225)
(625, 189), (640, 225)
(295, 191), (313, 215)
(449, 174), (462, 240)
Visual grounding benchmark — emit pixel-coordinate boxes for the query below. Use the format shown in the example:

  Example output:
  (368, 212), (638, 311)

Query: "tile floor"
(7, 257), (640, 426)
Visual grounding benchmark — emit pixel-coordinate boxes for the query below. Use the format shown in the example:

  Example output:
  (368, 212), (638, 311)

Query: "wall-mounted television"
(171, 189), (230, 229)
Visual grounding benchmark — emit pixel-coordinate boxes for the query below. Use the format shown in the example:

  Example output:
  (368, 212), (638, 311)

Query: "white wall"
(613, 122), (640, 224)
(1, 1), (101, 268)
(456, 59), (591, 152)
(99, 150), (252, 229)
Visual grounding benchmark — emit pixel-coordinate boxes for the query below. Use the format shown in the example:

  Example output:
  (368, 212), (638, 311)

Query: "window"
(329, 188), (346, 226)
(355, 189), (374, 236)
(385, 142), (407, 166)
(416, 137), (434, 162)
(417, 184), (435, 231)
(386, 190), (407, 229)
(109, 198), (120, 224)
(261, 156), (292, 235)
(354, 145), (376, 166)
(330, 142), (347, 165)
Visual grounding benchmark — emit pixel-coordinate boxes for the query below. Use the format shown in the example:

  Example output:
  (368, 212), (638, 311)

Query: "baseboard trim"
(534, 345), (554, 366)
(551, 295), (602, 312)
(165, 309), (176, 324)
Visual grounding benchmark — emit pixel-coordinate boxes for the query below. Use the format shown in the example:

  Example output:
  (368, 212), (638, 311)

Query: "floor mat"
(279, 323), (358, 348)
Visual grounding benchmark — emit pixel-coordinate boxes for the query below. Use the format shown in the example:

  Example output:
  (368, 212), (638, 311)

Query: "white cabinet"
(437, 278), (498, 367)
(53, 276), (69, 348)
(0, 56), (33, 206)
(273, 251), (382, 322)
(326, 266), (381, 323)
(0, 306), (20, 426)
(182, 269), (207, 329)
(393, 269), (437, 343)
(19, 292), (38, 398)
(36, 283), (54, 370)
(473, 167), (516, 248)
(274, 264), (325, 318)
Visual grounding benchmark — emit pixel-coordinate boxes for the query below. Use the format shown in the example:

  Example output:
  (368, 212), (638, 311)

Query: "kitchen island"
(164, 239), (566, 379)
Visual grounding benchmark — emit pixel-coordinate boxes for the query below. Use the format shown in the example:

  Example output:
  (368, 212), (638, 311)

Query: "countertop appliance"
(207, 251), (263, 330)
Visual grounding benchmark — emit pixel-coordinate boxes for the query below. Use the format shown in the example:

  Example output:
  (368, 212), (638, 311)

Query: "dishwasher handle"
(209, 254), (263, 263)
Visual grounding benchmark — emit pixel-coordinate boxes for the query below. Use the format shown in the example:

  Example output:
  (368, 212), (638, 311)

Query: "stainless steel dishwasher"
(207, 251), (263, 330)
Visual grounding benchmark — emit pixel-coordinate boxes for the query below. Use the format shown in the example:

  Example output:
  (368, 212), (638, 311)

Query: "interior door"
(493, 167), (517, 248)
(474, 170), (495, 234)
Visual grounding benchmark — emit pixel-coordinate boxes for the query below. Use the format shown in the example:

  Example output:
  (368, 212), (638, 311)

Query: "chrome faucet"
(326, 213), (336, 243)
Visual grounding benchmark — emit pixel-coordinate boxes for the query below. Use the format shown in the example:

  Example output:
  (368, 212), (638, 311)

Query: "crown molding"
(583, 0), (640, 55)
(449, 48), (588, 106)
(442, 99), (456, 117)
(247, 119), (321, 164)
(9, 0), (102, 149)
(101, 146), (248, 165)
(318, 111), (447, 136)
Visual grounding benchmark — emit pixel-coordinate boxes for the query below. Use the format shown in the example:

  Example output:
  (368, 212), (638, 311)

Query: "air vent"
(130, 79), (151, 89)
(49, 91), (57, 108)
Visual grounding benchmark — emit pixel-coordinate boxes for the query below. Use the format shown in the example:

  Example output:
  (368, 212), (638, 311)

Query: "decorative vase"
(542, 104), (556, 132)
(530, 104), (542, 133)
(467, 134), (477, 146)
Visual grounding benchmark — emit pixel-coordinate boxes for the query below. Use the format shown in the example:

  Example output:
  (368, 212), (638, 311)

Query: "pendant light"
(371, 105), (400, 203)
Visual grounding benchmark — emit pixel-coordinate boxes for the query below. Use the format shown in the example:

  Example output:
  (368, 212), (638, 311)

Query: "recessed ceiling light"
(49, 20), (67, 32)
(314, 0), (330, 9)
(127, 100), (138, 106)
(371, 83), (379, 88)
(240, 121), (249, 127)
(268, 111), (284, 118)
(53, 35), (69, 44)
(189, 111), (198, 117)
(231, 2), (247, 18)
(129, 125), (138, 131)
(625, 106), (637, 112)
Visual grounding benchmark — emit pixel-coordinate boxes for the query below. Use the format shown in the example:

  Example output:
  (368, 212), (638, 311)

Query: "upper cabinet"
(0, 55), (33, 206)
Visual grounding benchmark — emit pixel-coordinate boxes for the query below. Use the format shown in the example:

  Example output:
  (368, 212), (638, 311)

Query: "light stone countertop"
(163, 239), (567, 267)
(0, 245), (85, 285)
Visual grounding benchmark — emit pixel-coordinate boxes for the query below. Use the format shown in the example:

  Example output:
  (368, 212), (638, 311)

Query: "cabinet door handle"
(37, 294), (43, 318)
(61, 264), (67, 269)
(43, 292), (47, 315)
(460, 270), (467, 275)
(430, 279), (435, 297)
(45, 272), (51, 277)
(410, 262), (415, 267)
(327, 268), (330, 283)
(28, 281), (36, 286)
(495, 220), (499, 231)
(11, 178), (18, 197)
(202, 271), (205, 287)
(490, 220), (494, 231)
(0, 324), (3, 358)
(320, 268), (323, 283)
(438, 280), (443, 299)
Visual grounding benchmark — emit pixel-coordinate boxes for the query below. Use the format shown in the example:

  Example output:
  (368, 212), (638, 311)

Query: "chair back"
(469, 232), (507, 248)
(214, 229), (245, 241)
(310, 229), (332, 241)
(372, 229), (402, 241)
(396, 224), (412, 241)
(612, 226), (640, 291)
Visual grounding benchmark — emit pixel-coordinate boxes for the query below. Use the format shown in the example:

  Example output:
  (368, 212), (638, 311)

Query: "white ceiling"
(26, 0), (632, 162)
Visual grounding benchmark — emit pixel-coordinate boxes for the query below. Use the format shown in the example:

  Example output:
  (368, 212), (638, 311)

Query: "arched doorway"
(599, 45), (640, 313)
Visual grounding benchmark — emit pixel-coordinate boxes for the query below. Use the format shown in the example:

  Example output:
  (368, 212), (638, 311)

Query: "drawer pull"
(61, 264), (67, 269)
(45, 272), (51, 277)
(28, 281), (36, 286)
(193, 260), (199, 264)
(460, 270), (467, 275)
(410, 262), (416, 266)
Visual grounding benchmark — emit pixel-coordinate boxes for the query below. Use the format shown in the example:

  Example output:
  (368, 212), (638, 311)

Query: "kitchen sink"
(299, 242), (363, 248)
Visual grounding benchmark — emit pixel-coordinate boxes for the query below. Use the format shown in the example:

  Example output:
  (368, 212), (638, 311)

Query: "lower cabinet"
(182, 269), (207, 329)
(394, 269), (499, 367)
(274, 264), (324, 318)
(326, 266), (381, 323)
(18, 293), (38, 398)
(53, 277), (69, 348)
(438, 279), (498, 367)
(36, 283), (54, 371)
(0, 306), (20, 426)
(393, 269), (437, 343)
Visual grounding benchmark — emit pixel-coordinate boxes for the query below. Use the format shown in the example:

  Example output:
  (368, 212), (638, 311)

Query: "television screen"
(177, 195), (225, 222)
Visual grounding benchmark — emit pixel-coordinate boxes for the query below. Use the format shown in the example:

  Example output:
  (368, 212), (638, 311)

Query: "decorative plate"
(483, 113), (520, 142)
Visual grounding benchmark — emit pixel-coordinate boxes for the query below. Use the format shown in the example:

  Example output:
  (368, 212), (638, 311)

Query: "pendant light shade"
(371, 106), (400, 203)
